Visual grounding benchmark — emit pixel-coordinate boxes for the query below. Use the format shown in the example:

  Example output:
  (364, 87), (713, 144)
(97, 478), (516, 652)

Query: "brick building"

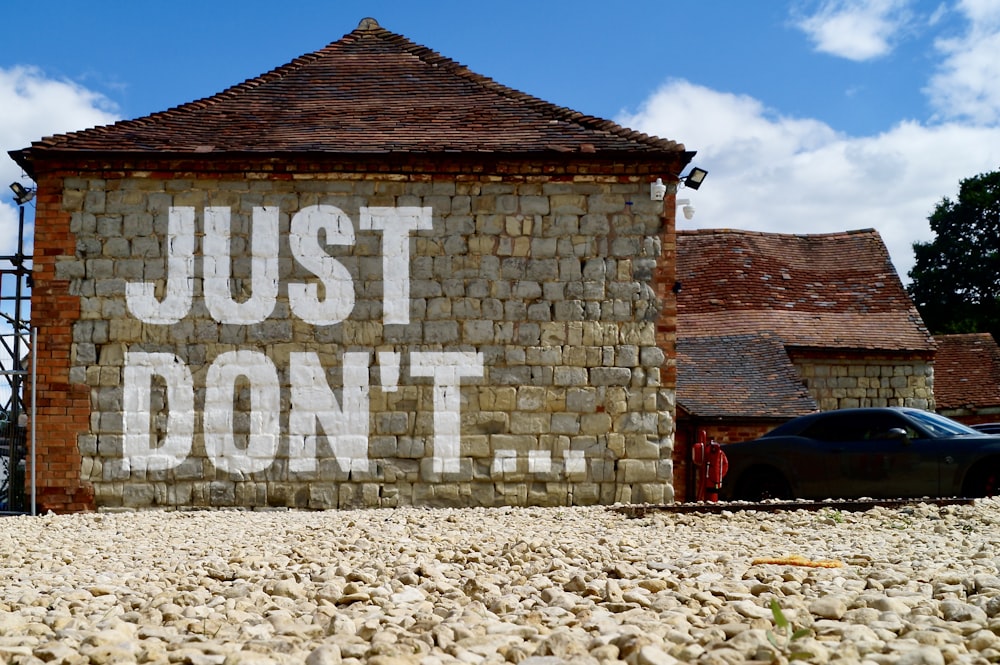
(933, 333), (1000, 426)
(673, 332), (817, 500)
(674, 228), (936, 498)
(10, 18), (694, 512)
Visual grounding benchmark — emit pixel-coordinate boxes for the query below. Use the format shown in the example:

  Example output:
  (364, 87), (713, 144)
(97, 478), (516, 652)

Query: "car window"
(856, 413), (918, 440)
(906, 409), (981, 438)
(800, 412), (917, 443)
(800, 413), (863, 442)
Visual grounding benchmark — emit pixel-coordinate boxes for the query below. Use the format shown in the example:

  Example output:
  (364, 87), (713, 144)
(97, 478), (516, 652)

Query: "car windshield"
(907, 410), (982, 437)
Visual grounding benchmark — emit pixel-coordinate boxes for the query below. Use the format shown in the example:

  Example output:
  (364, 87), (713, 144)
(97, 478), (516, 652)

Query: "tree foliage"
(907, 169), (1000, 340)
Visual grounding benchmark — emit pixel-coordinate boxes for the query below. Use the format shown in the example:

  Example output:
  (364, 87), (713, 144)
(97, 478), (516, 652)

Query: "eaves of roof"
(10, 18), (691, 177)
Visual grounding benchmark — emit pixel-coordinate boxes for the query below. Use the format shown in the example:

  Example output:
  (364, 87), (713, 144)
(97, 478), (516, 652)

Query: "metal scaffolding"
(1, 193), (35, 514)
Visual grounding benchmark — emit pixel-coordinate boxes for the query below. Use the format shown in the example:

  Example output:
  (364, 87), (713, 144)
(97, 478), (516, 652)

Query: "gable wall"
(30, 163), (678, 511)
(791, 353), (934, 412)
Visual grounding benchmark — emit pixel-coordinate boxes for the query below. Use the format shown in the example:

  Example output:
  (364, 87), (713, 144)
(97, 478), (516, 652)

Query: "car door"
(801, 411), (939, 499)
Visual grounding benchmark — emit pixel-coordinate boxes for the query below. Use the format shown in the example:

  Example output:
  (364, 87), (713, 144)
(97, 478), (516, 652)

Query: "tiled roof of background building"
(677, 228), (935, 352)
(10, 17), (688, 169)
(933, 333), (1000, 410)
(677, 333), (818, 418)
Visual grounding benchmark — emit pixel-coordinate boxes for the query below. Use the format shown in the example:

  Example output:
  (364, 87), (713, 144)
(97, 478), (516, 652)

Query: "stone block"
(566, 388), (597, 412)
(551, 413), (581, 435)
(527, 302), (551, 321)
(209, 481), (236, 506)
(469, 482), (498, 506)
(624, 435), (662, 459)
(419, 457), (474, 483)
(580, 413), (612, 435)
(618, 459), (658, 484)
(590, 367), (632, 386)
(616, 412), (658, 434)
(550, 194), (586, 214)
(122, 483), (154, 507)
(554, 366), (587, 386)
(462, 411), (510, 436)
(510, 412), (550, 434)
(516, 386), (547, 411)
(84, 191), (106, 213)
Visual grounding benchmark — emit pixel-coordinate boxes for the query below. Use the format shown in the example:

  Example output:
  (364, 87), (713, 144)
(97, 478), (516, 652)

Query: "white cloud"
(927, 0), (1000, 125)
(0, 65), (119, 256)
(956, 0), (1000, 25)
(617, 79), (1000, 283)
(0, 204), (18, 258)
(795, 0), (914, 60)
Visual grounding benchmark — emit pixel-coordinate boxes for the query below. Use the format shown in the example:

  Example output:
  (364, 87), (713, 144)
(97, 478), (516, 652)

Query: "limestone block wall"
(793, 356), (934, 412)
(47, 170), (675, 509)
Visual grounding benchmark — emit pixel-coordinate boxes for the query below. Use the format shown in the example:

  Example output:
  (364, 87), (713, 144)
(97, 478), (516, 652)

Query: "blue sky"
(2, 0), (1000, 282)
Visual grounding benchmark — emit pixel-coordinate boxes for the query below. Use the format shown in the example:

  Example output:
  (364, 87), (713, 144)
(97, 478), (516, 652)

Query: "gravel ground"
(3, 500), (1000, 664)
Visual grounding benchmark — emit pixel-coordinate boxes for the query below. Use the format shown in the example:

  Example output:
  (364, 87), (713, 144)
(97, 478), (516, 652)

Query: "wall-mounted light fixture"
(649, 167), (709, 201)
(677, 199), (695, 220)
(683, 167), (708, 190)
(9, 182), (35, 205)
(650, 178), (668, 201)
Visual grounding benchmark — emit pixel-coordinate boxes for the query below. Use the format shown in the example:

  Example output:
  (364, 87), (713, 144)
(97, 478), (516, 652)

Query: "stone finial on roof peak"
(357, 17), (381, 31)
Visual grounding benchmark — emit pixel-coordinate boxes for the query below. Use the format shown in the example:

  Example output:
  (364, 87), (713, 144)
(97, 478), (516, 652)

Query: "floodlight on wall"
(678, 198), (695, 220)
(9, 182), (34, 205)
(683, 167), (708, 190)
(649, 167), (709, 201)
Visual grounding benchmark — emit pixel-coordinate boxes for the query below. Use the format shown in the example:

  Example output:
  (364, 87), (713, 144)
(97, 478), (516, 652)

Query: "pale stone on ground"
(3, 500), (1000, 663)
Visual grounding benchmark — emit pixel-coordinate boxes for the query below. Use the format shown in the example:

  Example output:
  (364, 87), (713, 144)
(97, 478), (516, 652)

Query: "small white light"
(650, 178), (667, 201)
(678, 198), (695, 220)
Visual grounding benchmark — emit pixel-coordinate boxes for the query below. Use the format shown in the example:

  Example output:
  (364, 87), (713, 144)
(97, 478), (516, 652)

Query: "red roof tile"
(677, 333), (818, 418)
(677, 228), (935, 352)
(10, 17), (687, 170)
(933, 333), (1000, 410)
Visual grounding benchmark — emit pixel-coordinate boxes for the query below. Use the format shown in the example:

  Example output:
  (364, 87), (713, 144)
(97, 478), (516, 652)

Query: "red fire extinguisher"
(691, 430), (729, 502)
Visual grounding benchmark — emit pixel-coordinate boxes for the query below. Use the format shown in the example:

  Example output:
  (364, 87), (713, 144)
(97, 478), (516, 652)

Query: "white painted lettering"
(378, 351), (400, 392)
(360, 206), (432, 324)
(287, 351), (370, 474)
(123, 351), (194, 472)
(410, 351), (484, 473)
(203, 350), (281, 474)
(118, 204), (531, 480)
(203, 206), (279, 324)
(125, 207), (195, 324)
(288, 205), (356, 325)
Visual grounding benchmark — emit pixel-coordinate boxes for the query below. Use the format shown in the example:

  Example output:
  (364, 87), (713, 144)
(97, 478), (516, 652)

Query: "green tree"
(908, 169), (1000, 341)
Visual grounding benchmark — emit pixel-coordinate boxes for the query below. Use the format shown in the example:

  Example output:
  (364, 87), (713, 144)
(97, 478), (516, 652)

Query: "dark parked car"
(720, 407), (1000, 501)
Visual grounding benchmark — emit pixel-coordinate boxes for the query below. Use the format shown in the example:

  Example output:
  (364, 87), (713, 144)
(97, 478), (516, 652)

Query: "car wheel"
(963, 462), (1000, 498)
(734, 469), (792, 502)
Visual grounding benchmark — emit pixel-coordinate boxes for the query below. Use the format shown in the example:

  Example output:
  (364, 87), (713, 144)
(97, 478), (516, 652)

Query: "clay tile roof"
(933, 333), (1000, 410)
(677, 228), (935, 352)
(677, 333), (818, 418)
(10, 17), (686, 170)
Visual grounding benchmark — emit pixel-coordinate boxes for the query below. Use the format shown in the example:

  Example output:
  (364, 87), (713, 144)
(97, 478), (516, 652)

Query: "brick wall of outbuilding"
(29, 160), (679, 511)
